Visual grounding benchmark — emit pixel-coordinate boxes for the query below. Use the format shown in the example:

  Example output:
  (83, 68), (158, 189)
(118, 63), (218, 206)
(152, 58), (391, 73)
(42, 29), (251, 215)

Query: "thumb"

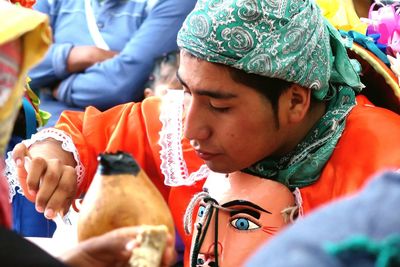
(11, 143), (35, 202)
(12, 143), (29, 168)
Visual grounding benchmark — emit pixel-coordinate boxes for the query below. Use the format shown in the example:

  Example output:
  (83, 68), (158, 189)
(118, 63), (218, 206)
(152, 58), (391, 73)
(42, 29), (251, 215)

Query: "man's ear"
(281, 84), (311, 124)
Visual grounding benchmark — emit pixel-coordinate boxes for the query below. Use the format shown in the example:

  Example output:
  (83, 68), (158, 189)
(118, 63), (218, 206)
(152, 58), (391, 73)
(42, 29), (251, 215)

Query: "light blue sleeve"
(29, 0), (73, 90)
(57, 0), (196, 110)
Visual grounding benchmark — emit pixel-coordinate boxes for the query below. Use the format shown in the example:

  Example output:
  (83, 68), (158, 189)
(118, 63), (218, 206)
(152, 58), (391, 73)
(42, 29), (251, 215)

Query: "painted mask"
(185, 171), (298, 267)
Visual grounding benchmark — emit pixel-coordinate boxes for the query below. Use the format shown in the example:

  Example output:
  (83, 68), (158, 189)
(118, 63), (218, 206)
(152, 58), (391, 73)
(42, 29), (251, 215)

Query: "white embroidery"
(158, 89), (209, 186)
(5, 128), (85, 202)
(293, 187), (304, 217)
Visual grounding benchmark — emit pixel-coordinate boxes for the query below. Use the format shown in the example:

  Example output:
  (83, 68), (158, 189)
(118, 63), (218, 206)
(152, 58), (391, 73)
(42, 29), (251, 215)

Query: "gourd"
(77, 152), (174, 266)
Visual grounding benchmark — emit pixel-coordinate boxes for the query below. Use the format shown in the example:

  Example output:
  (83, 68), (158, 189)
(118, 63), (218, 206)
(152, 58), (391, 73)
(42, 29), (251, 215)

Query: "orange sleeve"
(54, 97), (172, 200)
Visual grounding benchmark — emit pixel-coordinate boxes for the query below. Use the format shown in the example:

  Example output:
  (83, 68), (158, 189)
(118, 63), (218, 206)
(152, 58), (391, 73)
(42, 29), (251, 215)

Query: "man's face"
(178, 52), (290, 173)
(192, 171), (295, 266)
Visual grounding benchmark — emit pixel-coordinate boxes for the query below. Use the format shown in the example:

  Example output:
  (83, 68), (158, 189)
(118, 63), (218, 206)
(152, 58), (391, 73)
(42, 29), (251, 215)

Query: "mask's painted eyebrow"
(222, 200), (272, 214)
(230, 208), (261, 219)
(176, 71), (237, 99)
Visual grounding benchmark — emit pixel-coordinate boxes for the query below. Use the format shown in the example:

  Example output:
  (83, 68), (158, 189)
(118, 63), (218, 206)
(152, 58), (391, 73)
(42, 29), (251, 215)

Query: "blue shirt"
(30, 0), (196, 115)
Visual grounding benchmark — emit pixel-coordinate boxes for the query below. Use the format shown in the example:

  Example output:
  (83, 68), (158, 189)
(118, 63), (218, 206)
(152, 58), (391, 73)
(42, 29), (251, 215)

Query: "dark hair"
(227, 67), (293, 127)
(146, 51), (180, 91)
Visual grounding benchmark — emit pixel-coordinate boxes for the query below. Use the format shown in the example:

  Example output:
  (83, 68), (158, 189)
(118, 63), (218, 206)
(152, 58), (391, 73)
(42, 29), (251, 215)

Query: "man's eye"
(230, 217), (260, 231)
(209, 103), (230, 112)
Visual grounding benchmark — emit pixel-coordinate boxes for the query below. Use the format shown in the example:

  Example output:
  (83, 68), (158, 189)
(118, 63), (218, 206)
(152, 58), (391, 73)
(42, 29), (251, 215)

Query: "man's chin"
(205, 161), (237, 174)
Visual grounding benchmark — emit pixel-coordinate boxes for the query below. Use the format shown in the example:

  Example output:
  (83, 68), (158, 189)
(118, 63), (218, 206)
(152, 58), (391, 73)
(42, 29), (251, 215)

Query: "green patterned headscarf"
(177, 0), (364, 189)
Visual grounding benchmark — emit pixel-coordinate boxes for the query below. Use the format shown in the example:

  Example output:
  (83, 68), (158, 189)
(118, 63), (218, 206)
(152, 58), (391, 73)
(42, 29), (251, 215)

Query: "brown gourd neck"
(98, 151), (140, 175)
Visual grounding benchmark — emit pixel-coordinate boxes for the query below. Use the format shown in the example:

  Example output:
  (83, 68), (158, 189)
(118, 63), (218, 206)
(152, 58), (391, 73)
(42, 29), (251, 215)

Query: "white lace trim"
(158, 89), (209, 186)
(293, 187), (304, 218)
(5, 128), (85, 202)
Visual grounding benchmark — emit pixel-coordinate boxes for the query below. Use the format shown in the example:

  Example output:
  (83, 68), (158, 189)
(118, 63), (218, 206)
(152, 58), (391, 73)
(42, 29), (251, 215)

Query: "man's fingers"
(34, 167), (61, 214)
(25, 157), (47, 194)
(43, 166), (77, 219)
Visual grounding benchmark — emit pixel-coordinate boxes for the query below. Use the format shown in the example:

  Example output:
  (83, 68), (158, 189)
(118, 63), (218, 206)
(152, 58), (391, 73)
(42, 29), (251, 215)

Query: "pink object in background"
(367, 3), (399, 45)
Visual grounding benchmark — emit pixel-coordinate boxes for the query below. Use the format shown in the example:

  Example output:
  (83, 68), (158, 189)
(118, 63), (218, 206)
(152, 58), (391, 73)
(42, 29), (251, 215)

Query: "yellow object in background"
(0, 2), (51, 155)
(316, 0), (368, 34)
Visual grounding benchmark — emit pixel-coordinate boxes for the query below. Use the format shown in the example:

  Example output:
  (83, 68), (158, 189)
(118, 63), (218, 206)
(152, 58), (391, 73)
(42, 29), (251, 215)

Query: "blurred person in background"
(29, 0), (197, 126)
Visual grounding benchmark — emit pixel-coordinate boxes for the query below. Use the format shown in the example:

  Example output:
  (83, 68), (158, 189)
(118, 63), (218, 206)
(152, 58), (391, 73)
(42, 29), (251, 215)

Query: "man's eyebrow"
(221, 200), (272, 214)
(176, 71), (237, 99)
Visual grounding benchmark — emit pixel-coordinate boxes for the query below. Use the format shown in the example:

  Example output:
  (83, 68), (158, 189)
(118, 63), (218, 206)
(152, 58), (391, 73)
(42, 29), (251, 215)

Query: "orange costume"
(40, 91), (400, 265)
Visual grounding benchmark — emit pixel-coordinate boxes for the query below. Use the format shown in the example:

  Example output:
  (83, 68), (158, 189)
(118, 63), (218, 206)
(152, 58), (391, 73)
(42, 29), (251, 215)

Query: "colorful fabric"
(178, 0), (365, 189)
(341, 30), (390, 66)
(315, 0), (368, 34)
(9, 0), (36, 9)
(24, 78), (51, 128)
(326, 235), (400, 267)
(0, 2), (50, 155)
(0, 1), (50, 229)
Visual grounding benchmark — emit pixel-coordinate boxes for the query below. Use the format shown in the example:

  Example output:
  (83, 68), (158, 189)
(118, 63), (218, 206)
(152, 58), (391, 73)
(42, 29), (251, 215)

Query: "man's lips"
(195, 150), (219, 160)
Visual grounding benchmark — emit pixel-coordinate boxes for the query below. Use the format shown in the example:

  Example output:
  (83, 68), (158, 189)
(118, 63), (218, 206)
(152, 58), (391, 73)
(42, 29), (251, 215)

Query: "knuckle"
(64, 166), (78, 185)
(57, 180), (74, 195)
(31, 157), (46, 168)
(49, 158), (62, 166)
(43, 170), (60, 184)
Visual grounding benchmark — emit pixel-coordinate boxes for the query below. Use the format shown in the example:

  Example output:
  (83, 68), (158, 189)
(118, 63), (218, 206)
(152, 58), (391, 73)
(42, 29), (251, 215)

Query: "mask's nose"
(196, 253), (219, 267)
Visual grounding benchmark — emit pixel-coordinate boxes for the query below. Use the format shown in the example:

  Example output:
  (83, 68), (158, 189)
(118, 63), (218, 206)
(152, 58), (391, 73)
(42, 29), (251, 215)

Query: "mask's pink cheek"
(262, 225), (279, 235)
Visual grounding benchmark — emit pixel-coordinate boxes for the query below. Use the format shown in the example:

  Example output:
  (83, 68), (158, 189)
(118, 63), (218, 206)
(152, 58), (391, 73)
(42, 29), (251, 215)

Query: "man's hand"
(60, 227), (176, 267)
(12, 139), (77, 219)
(67, 46), (118, 73)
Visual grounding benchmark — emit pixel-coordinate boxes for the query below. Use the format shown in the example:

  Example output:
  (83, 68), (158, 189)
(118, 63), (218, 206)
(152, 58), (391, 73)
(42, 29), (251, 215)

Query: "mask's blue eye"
(197, 205), (206, 218)
(230, 218), (260, 231)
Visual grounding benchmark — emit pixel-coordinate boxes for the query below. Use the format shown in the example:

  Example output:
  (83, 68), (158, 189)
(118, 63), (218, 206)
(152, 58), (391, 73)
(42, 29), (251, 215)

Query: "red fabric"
(0, 160), (12, 229)
(45, 95), (400, 266)
(9, 0), (36, 8)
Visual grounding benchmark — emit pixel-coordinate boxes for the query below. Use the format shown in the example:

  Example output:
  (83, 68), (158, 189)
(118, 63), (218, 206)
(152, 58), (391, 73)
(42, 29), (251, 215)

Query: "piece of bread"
(129, 225), (169, 267)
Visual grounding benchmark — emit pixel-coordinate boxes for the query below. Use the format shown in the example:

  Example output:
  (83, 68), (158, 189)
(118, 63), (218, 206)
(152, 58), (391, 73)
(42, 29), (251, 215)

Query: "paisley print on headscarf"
(177, 0), (363, 100)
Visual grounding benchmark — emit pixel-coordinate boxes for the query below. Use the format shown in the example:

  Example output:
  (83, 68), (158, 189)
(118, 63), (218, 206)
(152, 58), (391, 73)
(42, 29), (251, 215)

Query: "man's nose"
(183, 100), (211, 141)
